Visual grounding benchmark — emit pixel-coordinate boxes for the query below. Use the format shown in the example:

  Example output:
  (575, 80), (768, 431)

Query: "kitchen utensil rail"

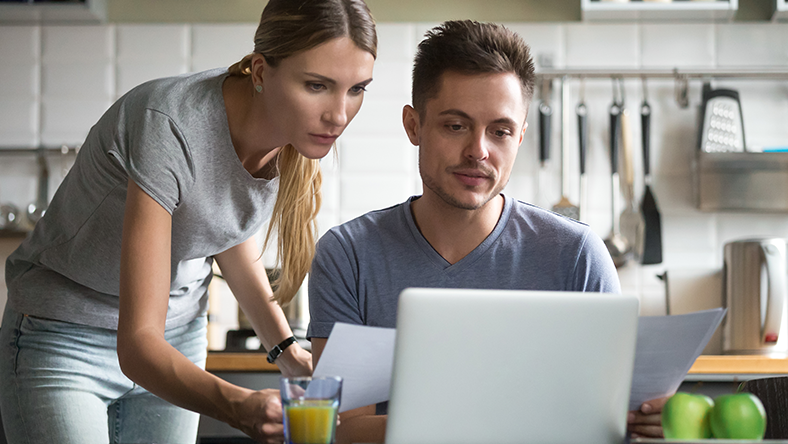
(0, 145), (79, 156)
(536, 67), (788, 80)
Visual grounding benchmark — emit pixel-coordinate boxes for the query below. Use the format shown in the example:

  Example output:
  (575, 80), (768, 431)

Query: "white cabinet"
(581, 0), (738, 22)
(0, 0), (107, 24)
(774, 0), (788, 21)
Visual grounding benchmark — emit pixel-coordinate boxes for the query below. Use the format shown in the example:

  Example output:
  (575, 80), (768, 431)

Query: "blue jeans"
(0, 305), (208, 444)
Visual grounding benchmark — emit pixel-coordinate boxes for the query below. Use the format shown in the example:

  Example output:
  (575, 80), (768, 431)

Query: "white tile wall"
(564, 23), (640, 67)
(640, 24), (715, 68)
(190, 24), (257, 72)
(3, 21), (788, 325)
(116, 24), (191, 96)
(716, 23), (788, 67)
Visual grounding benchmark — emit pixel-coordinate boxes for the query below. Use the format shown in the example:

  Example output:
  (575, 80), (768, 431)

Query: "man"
(307, 20), (666, 444)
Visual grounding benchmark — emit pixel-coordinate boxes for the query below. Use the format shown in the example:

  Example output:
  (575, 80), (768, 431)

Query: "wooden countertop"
(687, 355), (788, 375)
(207, 352), (280, 372)
(206, 352), (788, 374)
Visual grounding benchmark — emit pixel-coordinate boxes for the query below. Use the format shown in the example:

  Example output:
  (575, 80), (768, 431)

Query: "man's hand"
(627, 395), (670, 439)
(233, 389), (285, 444)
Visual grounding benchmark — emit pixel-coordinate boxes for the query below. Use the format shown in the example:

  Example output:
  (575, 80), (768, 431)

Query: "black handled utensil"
(537, 79), (553, 208)
(640, 79), (663, 265)
(539, 101), (552, 167)
(603, 79), (631, 268)
(577, 83), (588, 221)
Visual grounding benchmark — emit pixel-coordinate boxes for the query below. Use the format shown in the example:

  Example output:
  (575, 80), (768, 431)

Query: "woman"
(0, 1), (376, 443)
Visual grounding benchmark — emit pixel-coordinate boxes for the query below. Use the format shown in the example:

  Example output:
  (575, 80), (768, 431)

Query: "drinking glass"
(280, 376), (343, 444)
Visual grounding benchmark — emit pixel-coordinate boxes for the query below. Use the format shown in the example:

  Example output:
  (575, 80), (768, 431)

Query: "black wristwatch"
(267, 336), (298, 363)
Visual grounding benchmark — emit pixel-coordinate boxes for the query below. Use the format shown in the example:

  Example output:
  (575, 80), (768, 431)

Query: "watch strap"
(267, 336), (298, 363)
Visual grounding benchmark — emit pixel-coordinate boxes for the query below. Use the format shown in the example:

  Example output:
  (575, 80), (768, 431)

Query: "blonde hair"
(229, 0), (377, 306)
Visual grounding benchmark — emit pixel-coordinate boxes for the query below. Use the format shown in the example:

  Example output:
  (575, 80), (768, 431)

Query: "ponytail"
(263, 144), (322, 305)
(228, 54), (254, 76)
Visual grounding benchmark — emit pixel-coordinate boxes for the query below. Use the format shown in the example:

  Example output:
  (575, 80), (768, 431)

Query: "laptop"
(385, 288), (640, 444)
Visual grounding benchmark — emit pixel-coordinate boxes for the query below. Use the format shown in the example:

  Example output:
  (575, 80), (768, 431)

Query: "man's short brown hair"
(411, 20), (536, 115)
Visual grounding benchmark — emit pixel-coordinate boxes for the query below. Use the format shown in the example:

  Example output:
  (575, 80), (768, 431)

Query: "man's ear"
(402, 105), (421, 146)
(518, 121), (528, 146)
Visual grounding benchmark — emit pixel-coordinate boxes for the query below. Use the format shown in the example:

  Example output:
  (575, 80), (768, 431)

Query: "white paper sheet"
(628, 307), (726, 410)
(312, 323), (397, 412)
(314, 308), (726, 413)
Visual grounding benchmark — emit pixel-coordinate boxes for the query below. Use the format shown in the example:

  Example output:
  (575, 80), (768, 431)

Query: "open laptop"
(385, 288), (640, 444)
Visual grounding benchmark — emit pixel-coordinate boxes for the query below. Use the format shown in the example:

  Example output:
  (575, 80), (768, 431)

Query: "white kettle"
(722, 238), (788, 356)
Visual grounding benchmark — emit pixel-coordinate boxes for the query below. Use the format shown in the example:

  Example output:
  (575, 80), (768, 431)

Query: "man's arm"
(312, 338), (387, 444)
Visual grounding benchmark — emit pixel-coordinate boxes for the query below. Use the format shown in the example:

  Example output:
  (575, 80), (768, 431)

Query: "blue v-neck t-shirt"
(307, 194), (621, 339)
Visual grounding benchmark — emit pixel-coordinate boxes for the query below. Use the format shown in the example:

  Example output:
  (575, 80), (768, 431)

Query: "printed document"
(313, 308), (726, 413)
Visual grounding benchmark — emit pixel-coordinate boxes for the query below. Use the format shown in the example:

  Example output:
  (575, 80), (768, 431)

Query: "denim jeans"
(0, 305), (208, 444)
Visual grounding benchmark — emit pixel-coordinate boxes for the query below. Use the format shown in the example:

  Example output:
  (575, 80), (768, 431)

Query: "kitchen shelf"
(0, 229), (29, 238)
(581, 0), (738, 22)
(774, 0), (788, 21)
(0, 0), (106, 24)
(694, 151), (788, 213)
(0, 146), (79, 156)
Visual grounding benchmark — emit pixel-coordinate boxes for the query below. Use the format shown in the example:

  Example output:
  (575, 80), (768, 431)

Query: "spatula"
(552, 77), (579, 220)
(640, 84), (663, 265)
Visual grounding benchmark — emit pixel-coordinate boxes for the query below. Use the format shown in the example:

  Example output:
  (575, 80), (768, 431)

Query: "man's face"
(403, 71), (528, 211)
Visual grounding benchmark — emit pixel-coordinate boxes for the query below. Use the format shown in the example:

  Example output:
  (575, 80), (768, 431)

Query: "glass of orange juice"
(280, 376), (342, 444)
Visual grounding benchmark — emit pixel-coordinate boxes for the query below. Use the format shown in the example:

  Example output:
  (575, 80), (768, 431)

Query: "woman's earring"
(254, 84), (263, 93)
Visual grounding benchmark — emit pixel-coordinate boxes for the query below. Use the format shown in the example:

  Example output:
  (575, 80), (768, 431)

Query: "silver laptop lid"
(385, 288), (639, 444)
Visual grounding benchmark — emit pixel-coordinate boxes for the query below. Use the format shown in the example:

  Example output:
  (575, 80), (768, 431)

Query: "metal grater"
(700, 88), (746, 153)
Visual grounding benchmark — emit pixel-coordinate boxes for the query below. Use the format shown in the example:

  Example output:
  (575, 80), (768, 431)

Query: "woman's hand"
(233, 389), (285, 444)
(276, 342), (313, 377)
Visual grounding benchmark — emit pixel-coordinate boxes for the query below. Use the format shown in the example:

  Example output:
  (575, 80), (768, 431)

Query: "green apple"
(709, 393), (767, 440)
(661, 392), (715, 439)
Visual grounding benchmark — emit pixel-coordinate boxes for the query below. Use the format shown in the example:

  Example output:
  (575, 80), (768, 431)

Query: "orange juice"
(284, 399), (338, 444)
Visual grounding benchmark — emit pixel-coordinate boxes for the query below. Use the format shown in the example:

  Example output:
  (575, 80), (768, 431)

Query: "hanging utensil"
(537, 77), (553, 208)
(26, 146), (49, 227)
(0, 203), (20, 231)
(577, 79), (588, 222)
(552, 77), (579, 220)
(640, 78), (663, 265)
(619, 104), (644, 261)
(603, 78), (631, 268)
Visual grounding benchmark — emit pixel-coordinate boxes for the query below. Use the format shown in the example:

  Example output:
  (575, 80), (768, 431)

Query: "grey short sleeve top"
(6, 68), (279, 330)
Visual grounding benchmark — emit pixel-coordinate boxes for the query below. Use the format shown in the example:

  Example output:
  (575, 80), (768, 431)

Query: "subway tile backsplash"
(2, 21), (788, 318)
(640, 24), (715, 68)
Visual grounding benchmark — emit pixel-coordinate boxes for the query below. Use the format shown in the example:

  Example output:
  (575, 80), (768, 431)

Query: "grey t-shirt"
(307, 195), (621, 339)
(6, 68), (279, 330)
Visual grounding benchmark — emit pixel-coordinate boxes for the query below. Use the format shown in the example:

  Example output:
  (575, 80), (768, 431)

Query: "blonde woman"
(0, 1), (376, 443)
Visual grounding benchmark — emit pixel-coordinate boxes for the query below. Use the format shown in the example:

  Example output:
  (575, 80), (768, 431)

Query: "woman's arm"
(312, 338), (387, 444)
(214, 237), (312, 377)
(117, 179), (283, 443)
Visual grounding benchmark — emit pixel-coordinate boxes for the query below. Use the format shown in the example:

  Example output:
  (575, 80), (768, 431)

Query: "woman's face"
(255, 37), (375, 159)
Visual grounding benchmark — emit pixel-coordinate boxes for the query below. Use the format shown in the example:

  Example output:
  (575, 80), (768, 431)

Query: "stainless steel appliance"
(722, 238), (788, 356)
